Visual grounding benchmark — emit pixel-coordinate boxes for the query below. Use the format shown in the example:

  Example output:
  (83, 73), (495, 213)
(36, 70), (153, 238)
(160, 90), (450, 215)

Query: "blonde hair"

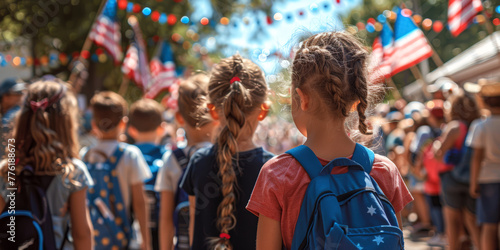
(3, 80), (80, 186)
(292, 31), (378, 135)
(207, 54), (267, 249)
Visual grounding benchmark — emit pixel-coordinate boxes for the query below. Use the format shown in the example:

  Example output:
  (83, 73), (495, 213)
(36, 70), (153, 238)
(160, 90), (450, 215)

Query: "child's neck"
(98, 128), (120, 141)
(303, 117), (356, 161)
(133, 131), (157, 144)
(185, 124), (213, 147)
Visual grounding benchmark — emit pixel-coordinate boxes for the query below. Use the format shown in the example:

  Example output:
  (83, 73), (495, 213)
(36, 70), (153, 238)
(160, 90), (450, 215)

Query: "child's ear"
(91, 120), (102, 137)
(207, 104), (219, 120)
(128, 126), (138, 139)
(175, 112), (185, 126)
(258, 102), (271, 121)
(156, 123), (166, 136)
(351, 100), (361, 113)
(119, 117), (128, 130)
(296, 88), (309, 111)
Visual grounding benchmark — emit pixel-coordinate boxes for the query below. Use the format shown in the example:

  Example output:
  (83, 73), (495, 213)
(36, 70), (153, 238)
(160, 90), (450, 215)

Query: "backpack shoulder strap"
(351, 143), (375, 174)
(107, 143), (128, 170)
(172, 148), (189, 170)
(285, 145), (323, 179)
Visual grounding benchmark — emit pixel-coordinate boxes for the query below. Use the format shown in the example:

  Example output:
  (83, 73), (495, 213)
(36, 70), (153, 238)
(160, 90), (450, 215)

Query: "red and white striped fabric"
(391, 8), (433, 76)
(146, 60), (176, 98)
(88, 0), (122, 63)
(122, 44), (139, 83)
(448, 0), (483, 37)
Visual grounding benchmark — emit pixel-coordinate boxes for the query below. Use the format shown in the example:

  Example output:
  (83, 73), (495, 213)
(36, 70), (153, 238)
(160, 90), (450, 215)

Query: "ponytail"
(207, 54), (267, 249)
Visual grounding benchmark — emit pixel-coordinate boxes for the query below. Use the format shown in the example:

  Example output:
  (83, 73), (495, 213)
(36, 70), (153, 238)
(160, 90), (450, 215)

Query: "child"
(128, 98), (169, 250)
(85, 91), (152, 250)
(155, 74), (218, 250)
(0, 80), (93, 249)
(467, 78), (500, 250)
(247, 32), (413, 249)
(179, 55), (274, 249)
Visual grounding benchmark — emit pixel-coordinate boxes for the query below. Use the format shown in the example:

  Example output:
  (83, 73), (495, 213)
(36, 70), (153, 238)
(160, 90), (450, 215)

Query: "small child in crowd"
(468, 78), (500, 250)
(155, 73), (218, 250)
(247, 32), (413, 249)
(180, 55), (274, 249)
(128, 98), (169, 250)
(85, 91), (151, 249)
(0, 80), (93, 249)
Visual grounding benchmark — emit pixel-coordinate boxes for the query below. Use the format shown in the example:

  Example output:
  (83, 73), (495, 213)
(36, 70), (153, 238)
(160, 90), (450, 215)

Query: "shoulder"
(189, 145), (216, 163)
(260, 153), (300, 178)
(121, 143), (144, 158)
(371, 154), (399, 177)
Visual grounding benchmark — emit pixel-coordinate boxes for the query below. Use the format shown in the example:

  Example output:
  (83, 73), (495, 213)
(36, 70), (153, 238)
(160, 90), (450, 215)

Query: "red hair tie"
(219, 233), (231, 240)
(30, 98), (49, 112)
(230, 77), (241, 84)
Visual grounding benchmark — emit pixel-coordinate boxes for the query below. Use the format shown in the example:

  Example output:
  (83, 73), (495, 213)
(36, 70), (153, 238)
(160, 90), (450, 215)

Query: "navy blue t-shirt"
(180, 145), (274, 250)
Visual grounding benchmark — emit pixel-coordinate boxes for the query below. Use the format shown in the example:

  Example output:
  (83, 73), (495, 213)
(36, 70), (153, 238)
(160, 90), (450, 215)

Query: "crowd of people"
(0, 31), (498, 250)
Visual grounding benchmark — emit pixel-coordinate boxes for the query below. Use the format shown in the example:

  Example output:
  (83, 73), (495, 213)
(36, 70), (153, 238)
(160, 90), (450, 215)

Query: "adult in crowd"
(0, 78), (25, 158)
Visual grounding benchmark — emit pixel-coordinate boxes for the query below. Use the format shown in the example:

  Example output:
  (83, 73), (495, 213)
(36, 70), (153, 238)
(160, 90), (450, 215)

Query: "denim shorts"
(477, 183), (500, 224)
(440, 172), (476, 213)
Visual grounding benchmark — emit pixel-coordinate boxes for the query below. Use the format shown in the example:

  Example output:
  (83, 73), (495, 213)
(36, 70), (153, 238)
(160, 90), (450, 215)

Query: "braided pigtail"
(292, 31), (375, 135)
(207, 54), (267, 249)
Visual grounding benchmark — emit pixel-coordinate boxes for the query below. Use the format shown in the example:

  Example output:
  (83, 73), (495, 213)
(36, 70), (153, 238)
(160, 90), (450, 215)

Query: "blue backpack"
(171, 148), (192, 250)
(287, 144), (404, 250)
(136, 143), (167, 250)
(84, 144), (131, 250)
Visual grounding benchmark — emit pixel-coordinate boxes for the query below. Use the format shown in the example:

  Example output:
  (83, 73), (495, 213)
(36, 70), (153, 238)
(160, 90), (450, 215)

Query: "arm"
(256, 214), (282, 250)
(396, 211), (403, 230)
(131, 183), (151, 250)
(434, 122), (460, 161)
(159, 191), (175, 250)
(188, 195), (196, 246)
(469, 148), (484, 198)
(70, 187), (94, 250)
(0, 197), (4, 211)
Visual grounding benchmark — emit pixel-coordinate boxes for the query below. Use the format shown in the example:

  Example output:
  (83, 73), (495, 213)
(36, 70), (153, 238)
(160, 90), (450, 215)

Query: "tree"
(0, 0), (275, 102)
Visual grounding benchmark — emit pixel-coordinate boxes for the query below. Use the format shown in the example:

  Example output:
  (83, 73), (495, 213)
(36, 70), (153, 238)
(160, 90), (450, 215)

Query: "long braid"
(207, 54), (266, 249)
(292, 32), (375, 135)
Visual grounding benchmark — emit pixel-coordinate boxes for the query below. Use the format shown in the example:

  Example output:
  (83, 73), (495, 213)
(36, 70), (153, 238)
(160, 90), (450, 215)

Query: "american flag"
(448, 0), (483, 37)
(89, 0), (122, 63)
(121, 16), (151, 92)
(145, 41), (177, 99)
(368, 23), (395, 84)
(391, 8), (433, 76)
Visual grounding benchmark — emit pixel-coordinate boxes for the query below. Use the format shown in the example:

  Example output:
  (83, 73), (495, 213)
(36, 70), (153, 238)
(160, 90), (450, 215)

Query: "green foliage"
(0, 0), (274, 102)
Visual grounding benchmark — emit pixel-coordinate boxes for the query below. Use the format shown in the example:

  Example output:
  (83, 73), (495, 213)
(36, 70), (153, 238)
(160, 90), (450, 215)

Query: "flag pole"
(385, 78), (402, 100)
(69, 0), (108, 87)
(118, 75), (130, 96)
(409, 65), (431, 99)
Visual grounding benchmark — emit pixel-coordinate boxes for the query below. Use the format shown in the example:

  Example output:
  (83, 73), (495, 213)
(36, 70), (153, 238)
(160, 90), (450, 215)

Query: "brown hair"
(129, 98), (164, 132)
(90, 91), (128, 132)
(208, 54), (267, 249)
(482, 96), (500, 108)
(178, 73), (212, 128)
(449, 93), (480, 125)
(4, 80), (80, 185)
(292, 31), (374, 134)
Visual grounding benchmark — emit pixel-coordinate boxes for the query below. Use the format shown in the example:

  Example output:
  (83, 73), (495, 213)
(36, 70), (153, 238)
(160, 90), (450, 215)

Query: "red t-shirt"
(246, 153), (413, 249)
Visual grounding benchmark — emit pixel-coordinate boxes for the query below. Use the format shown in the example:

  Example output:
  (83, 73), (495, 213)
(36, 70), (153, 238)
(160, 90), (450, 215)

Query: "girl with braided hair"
(0, 80), (94, 249)
(247, 31), (413, 249)
(180, 54), (274, 250)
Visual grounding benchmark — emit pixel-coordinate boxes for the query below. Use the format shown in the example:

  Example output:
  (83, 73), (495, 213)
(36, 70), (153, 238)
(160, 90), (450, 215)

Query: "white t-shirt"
(470, 116), (500, 183)
(82, 140), (152, 216)
(155, 142), (211, 194)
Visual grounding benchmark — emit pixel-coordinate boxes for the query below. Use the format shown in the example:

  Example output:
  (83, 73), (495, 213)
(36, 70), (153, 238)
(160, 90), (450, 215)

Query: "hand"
(469, 182), (480, 198)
